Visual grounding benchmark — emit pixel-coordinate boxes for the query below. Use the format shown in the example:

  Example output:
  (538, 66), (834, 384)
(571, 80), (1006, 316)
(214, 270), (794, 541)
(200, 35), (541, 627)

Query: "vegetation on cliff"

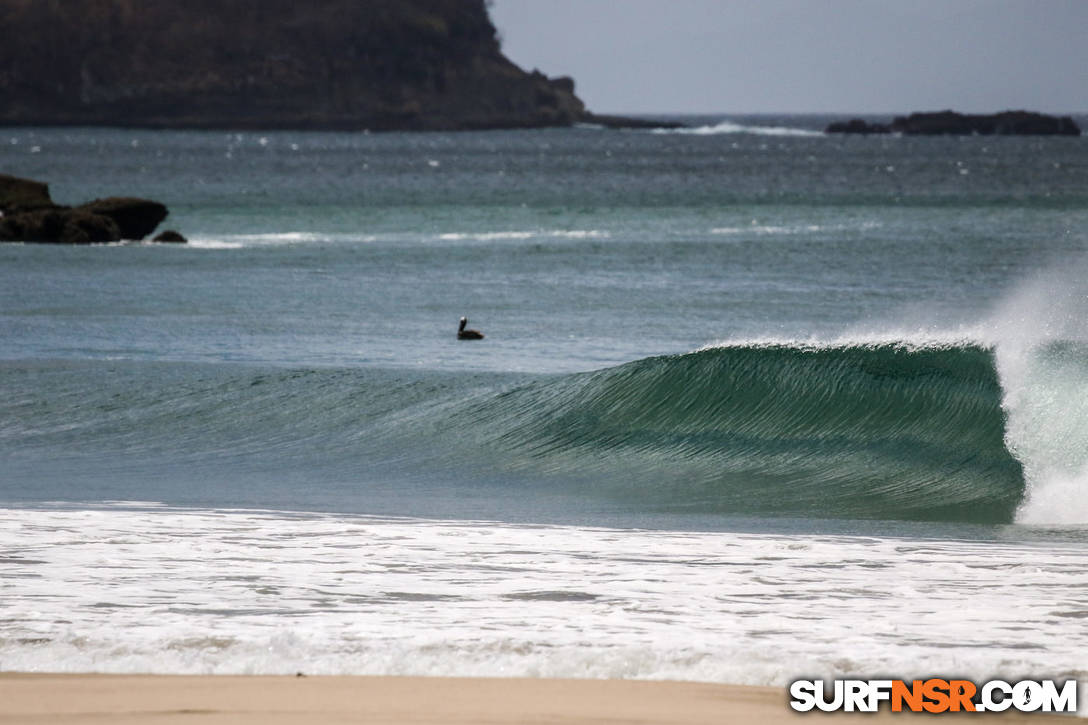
(0, 0), (585, 130)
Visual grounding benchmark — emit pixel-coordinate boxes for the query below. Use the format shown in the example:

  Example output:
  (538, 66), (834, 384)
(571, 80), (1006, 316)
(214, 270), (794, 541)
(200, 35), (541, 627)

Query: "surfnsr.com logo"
(789, 679), (1078, 713)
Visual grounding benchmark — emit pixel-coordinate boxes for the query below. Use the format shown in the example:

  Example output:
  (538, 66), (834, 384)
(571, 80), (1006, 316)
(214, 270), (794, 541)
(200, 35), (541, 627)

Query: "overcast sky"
(490, 0), (1088, 115)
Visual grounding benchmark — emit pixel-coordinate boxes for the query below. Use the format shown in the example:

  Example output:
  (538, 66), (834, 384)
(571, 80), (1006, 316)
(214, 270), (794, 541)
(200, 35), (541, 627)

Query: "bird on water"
(457, 316), (484, 340)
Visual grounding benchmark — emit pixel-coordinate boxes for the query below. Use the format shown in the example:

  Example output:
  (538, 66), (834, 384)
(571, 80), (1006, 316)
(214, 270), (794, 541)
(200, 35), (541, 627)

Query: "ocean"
(1, 116), (1086, 690)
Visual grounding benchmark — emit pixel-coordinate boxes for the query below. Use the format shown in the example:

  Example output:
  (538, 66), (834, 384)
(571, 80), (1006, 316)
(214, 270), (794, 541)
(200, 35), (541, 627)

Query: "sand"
(0, 674), (1076, 724)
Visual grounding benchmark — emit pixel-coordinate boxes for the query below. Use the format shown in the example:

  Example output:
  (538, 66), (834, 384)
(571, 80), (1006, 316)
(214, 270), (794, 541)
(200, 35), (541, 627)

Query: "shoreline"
(0, 674), (1075, 723)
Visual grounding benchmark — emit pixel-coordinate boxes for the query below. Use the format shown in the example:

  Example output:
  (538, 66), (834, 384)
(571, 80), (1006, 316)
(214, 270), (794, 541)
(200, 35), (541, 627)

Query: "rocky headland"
(827, 110), (1081, 136)
(0, 0), (609, 132)
(0, 174), (179, 244)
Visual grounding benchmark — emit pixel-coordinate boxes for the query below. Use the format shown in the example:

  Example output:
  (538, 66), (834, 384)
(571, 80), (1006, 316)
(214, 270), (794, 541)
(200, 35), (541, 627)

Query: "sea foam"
(0, 506), (1084, 684)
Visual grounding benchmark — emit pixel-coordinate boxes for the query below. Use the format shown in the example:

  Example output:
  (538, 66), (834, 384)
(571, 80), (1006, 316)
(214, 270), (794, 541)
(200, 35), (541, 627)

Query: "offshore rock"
(77, 198), (169, 240)
(0, 207), (121, 244)
(580, 112), (687, 130)
(152, 230), (188, 243)
(827, 110), (1080, 136)
(0, 173), (55, 213)
(0, 0), (586, 131)
(825, 118), (889, 134)
(0, 174), (176, 244)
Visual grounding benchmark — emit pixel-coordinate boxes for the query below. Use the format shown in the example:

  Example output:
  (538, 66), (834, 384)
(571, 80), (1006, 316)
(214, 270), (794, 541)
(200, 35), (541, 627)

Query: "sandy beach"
(0, 674), (1075, 724)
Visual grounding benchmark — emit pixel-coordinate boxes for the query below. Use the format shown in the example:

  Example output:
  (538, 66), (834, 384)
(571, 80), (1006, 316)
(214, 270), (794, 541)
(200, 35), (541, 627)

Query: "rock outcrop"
(581, 113), (686, 130)
(77, 198), (169, 241)
(826, 118), (884, 135)
(0, 207), (121, 244)
(0, 174), (175, 244)
(0, 174), (54, 213)
(827, 110), (1081, 136)
(152, 230), (188, 244)
(0, 0), (587, 131)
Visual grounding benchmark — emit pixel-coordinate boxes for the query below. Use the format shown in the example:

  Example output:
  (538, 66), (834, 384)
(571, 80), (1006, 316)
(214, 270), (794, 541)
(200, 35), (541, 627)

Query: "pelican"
(457, 316), (484, 340)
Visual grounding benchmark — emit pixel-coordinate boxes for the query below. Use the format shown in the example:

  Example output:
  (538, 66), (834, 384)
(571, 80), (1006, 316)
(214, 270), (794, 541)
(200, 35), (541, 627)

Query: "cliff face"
(0, 0), (585, 130)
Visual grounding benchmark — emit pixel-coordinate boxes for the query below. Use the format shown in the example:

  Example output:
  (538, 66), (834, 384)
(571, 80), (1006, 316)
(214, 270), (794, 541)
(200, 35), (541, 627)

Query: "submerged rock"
(152, 230), (187, 243)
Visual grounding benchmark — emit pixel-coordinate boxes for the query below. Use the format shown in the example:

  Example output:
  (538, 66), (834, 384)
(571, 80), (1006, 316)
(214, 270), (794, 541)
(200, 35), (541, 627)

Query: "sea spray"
(989, 265), (1088, 525)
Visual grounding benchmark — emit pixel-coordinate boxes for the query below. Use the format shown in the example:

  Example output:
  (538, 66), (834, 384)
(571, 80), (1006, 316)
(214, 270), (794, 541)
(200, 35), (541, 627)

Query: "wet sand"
(0, 674), (1073, 724)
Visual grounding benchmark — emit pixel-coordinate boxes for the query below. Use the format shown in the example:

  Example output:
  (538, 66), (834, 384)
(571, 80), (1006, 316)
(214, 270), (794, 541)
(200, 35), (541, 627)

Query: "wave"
(2, 340), (1039, 524)
(461, 342), (1023, 523)
(653, 121), (824, 137)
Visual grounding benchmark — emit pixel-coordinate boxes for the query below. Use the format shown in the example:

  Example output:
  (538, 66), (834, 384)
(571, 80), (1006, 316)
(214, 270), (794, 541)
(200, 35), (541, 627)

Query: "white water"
(185, 229), (613, 249)
(1, 506), (1084, 687)
(435, 229), (610, 242)
(653, 120), (824, 137)
(988, 263), (1088, 525)
(776, 257), (1088, 528)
